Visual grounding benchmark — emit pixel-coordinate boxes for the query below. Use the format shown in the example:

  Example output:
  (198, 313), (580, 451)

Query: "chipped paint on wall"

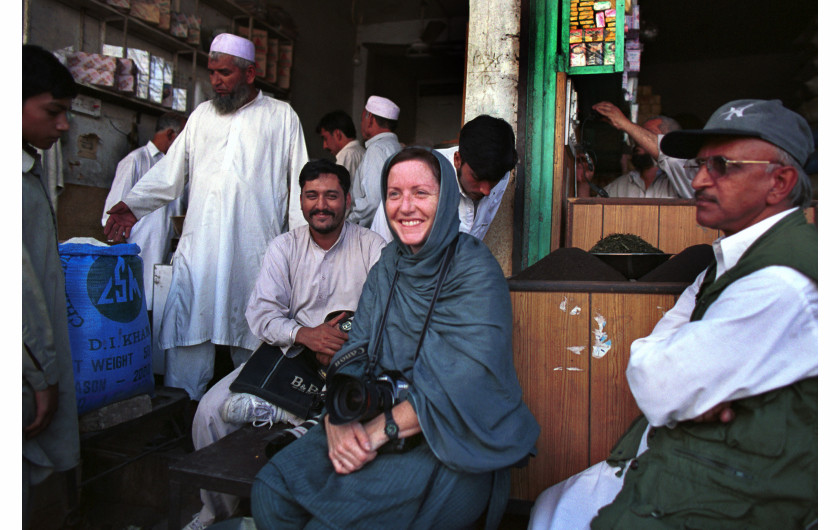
(558, 297), (581, 315)
(553, 366), (584, 372)
(592, 313), (612, 359)
(567, 346), (585, 355)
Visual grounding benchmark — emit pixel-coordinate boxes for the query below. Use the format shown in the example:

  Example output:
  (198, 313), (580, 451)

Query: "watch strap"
(384, 408), (399, 442)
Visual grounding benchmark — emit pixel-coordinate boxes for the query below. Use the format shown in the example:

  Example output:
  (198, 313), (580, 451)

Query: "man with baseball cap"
(529, 99), (816, 528)
(345, 95), (402, 227)
(105, 33), (309, 404)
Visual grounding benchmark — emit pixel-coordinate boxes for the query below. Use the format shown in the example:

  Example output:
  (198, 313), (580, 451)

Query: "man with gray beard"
(105, 33), (309, 402)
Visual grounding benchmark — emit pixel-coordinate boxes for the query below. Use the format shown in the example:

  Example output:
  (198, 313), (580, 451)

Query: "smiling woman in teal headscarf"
(252, 147), (539, 529)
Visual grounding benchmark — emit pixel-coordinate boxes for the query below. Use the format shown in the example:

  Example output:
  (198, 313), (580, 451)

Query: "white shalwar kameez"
(101, 141), (182, 310)
(122, 92), (308, 395)
(191, 221), (386, 526)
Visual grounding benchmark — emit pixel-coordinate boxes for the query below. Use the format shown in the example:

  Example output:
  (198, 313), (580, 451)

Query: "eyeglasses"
(683, 155), (780, 180)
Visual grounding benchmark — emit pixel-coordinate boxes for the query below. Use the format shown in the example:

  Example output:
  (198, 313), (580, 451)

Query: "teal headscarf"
(332, 146), (539, 473)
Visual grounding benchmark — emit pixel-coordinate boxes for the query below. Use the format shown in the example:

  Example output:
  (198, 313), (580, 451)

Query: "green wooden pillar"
(522, 0), (625, 269)
(523, 0), (560, 268)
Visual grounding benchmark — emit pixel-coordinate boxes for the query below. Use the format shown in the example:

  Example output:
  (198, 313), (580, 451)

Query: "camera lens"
(329, 375), (370, 424)
(344, 386), (364, 410)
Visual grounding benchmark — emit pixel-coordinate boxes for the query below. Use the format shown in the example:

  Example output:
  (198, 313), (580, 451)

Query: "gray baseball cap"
(660, 99), (814, 166)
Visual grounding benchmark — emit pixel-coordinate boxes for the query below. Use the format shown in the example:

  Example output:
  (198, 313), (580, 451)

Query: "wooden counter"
(565, 198), (817, 254)
(508, 280), (687, 501)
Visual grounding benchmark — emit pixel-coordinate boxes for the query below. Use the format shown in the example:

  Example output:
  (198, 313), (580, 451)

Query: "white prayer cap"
(210, 33), (255, 62)
(365, 96), (400, 120)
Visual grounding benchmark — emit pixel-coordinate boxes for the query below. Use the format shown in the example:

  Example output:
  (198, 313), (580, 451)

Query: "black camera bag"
(230, 311), (354, 420)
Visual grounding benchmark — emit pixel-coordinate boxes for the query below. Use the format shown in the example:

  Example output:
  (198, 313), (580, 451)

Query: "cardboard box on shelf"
(105, 0), (130, 10)
(265, 59), (277, 83)
(101, 44), (124, 58)
(127, 48), (150, 99)
(277, 43), (292, 89)
(129, 0), (160, 24)
(66, 52), (117, 87)
(170, 12), (189, 39)
(236, 26), (268, 77)
(115, 73), (137, 93)
(149, 55), (166, 103)
(161, 60), (174, 107)
(172, 88), (188, 112)
(187, 14), (201, 46)
(158, 0), (171, 31)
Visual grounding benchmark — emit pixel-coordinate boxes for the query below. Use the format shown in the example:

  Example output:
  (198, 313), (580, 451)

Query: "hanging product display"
(562, 0), (625, 74)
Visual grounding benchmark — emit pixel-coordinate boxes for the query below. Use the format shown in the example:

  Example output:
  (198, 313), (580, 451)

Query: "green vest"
(593, 210), (817, 529)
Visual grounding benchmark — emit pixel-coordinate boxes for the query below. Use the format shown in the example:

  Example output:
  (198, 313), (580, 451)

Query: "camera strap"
(410, 240), (457, 364)
(366, 240), (458, 376)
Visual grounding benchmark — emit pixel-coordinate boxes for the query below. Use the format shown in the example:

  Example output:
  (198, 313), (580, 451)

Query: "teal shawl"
(333, 148), (539, 473)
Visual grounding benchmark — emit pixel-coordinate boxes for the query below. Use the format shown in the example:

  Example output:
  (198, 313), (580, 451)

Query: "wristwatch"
(384, 408), (399, 442)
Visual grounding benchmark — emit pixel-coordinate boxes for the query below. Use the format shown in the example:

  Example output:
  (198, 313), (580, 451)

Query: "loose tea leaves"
(590, 233), (663, 254)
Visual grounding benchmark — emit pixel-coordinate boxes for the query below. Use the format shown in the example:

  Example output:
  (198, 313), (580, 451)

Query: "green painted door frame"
(522, 0), (624, 269)
(523, 0), (560, 269)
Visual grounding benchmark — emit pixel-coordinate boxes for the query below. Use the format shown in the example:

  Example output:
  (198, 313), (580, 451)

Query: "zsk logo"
(87, 256), (144, 323)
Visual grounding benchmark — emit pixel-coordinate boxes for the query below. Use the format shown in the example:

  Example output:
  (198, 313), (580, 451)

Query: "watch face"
(385, 423), (398, 437)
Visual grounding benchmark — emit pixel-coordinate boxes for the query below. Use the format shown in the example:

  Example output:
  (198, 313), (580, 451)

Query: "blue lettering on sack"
(87, 256), (145, 323)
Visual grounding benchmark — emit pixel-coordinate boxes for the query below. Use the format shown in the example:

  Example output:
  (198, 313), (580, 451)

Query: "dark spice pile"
(589, 233), (663, 254)
(639, 244), (714, 282)
(510, 247), (628, 281)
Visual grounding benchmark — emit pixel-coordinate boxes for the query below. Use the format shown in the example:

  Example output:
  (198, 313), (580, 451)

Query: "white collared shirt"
(626, 208), (818, 428)
(335, 139), (365, 183)
(604, 169), (678, 198)
(245, 222), (386, 353)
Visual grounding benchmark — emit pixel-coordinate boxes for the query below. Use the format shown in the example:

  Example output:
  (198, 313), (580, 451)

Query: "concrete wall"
(463, 0), (521, 276)
(278, 1), (356, 158)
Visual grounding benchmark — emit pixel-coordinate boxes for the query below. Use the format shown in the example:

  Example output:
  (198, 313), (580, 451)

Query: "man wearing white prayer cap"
(105, 35), (308, 523)
(342, 95), (402, 227)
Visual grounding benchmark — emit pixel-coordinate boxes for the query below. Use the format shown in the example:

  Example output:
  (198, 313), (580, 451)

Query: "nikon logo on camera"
(87, 256), (144, 323)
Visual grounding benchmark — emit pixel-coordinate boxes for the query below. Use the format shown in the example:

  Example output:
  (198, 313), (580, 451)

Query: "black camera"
(327, 371), (409, 425)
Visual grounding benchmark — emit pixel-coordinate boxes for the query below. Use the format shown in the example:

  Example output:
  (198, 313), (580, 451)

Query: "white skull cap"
(365, 96), (400, 120)
(210, 33), (255, 62)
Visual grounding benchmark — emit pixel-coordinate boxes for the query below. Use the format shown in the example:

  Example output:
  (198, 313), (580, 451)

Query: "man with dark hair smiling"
(370, 114), (518, 242)
(185, 159), (385, 529)
(104, 33), (309, 403)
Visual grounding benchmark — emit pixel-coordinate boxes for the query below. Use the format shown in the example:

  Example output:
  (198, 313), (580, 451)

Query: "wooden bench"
(167, 423), (291, 529)
(80, 386), (191, 487)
